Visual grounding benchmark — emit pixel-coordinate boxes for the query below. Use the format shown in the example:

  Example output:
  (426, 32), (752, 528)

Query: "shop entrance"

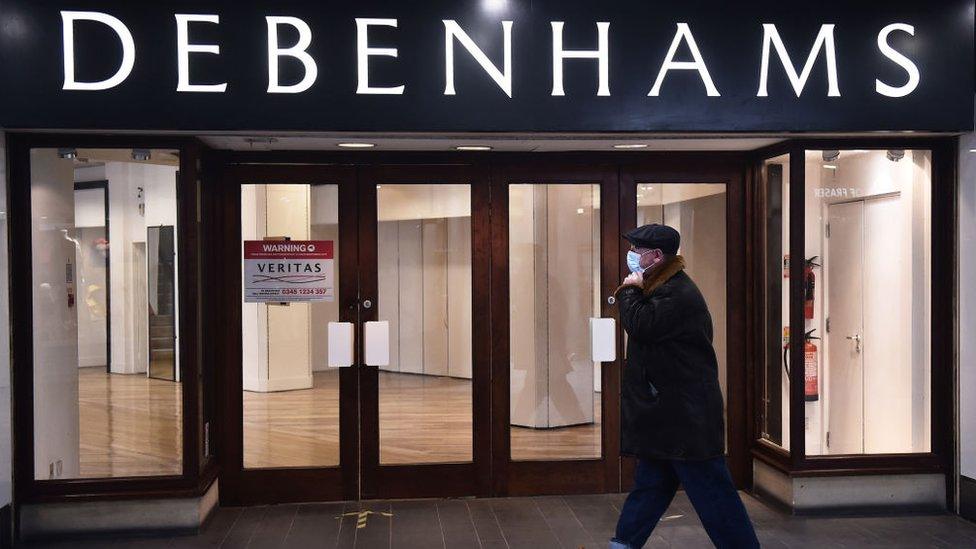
(215, 156), (747, 504)
(217, 164), (491, 504)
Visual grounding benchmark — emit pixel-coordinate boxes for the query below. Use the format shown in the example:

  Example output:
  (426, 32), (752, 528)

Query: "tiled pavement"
(21, 493), (976, 548)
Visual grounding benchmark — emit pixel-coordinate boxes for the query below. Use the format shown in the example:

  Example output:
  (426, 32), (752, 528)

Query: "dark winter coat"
(614, 256), (725, 460)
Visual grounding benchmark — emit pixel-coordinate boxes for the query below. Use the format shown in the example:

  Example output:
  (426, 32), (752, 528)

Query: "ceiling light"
(456, 145), (492, 151)
(131, 149), (151, 161)
(822, 150), (840, 162)
(613, 144), (648, 149)
(887, 149), (905, 162)
(338, 142), (375, 149)
(57, 148), (77, 159)
(823, 164), (838, 170)
(483, 0), (508, 12)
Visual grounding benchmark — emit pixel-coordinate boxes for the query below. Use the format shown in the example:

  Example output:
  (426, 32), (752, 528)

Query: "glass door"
(491, 164), (622, 495)
(357, 165), (491, 499)
(222, 164), (490, 504)
(620, 161), (748, 488)
(222, 165), (360, 504)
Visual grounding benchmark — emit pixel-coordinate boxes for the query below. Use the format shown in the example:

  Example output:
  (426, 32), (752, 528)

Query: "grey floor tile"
(353, 501), (392, 549)
(281, 502), (344, 548)
(438, 500), (482, 548)
(467, 499), (507, 544)
(220, 506), (269, 549)
(16, 494), (976, 549)
(336, 502), (361, 549)
(388, 500), (445, 549)
(187, 507), (244, 547)
(245, 505), (297, 549)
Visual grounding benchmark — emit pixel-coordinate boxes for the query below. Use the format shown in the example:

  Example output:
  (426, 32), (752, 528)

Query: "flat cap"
(623, 223), (680, 255)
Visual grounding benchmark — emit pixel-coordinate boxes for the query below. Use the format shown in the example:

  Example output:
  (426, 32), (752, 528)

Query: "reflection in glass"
(241, 184), (341, 469)
(30, 148), (183, 479)
(805, 150), (931, 455)
(762, 154), (790, 450)
(509, 184), (602, 461)
(637, 183), (727, 436)
(148, 226), (177, 381)
(376, 184), (473, 464)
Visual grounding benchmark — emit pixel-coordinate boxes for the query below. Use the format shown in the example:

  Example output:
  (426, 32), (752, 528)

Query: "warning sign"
(244, 240), (334, 303)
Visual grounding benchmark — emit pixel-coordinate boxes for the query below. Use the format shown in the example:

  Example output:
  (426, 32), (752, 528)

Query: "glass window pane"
(376, 184), (473, 465)
(241, 184), (340, 469)
(637, 183), (727, 443)
(805, 150), (931, 455)
(30, 148), (182, 479)
(509, 184), (601, 461)
(762, 154), (790, 451)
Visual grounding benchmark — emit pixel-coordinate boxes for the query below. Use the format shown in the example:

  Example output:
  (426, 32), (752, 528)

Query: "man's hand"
(622, 271), (643, 288)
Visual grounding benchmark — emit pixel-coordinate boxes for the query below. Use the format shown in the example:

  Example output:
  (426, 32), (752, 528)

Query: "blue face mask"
(627, 250), (644, 274)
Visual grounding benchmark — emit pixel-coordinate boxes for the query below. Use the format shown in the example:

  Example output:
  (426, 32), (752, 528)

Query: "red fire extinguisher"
(782, 328), (820, 402)
(803, 257), (820, 320)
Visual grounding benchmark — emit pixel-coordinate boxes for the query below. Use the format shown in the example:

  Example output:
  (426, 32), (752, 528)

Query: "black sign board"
(0, 0), (972, 132)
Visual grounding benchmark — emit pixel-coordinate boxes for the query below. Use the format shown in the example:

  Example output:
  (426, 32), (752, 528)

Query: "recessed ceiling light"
(337, 142), (375, 149)
(613, 144), (648, 149)
(456, 145), (492, 151)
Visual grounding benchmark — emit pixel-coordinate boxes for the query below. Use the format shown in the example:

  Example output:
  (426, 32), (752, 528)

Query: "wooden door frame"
(215, 164), (360, 505)
(489, 161), (622, 496)
(619, 156), (750, 489)
(356, 164), (492, 500)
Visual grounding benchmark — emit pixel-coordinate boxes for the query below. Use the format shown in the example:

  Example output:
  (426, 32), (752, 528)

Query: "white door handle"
(364, 321), (390, 367)
(327, 322), (354, 368)
(590, 318), (616, 362)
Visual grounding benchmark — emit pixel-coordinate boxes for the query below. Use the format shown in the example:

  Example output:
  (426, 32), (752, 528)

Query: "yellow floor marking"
(337, 510), (394, 529)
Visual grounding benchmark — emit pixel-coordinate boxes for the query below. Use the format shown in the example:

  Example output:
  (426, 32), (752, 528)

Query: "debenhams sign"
(0, 0), (972, 132)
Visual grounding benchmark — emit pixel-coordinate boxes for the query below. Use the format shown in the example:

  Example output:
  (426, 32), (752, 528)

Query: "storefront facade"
(0, 0), (973, 540)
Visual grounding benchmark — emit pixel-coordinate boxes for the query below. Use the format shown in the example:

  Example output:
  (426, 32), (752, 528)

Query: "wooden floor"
(78, 367), (182, 478)
(77, 368), (601, 477)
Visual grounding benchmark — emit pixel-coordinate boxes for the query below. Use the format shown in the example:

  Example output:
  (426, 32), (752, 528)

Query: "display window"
(7, 135), (210, 502)
(754, 141), (952, 472)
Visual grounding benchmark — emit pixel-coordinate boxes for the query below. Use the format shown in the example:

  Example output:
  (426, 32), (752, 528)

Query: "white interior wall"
(73, 188), (105, 227)
(510, 185), (598, 429)
(310, 185), (340, 373)
(103, 162), (179, 376)
(73, 188), (107, 369)
(30, 149), (81, 480)
(240, 185), (269, 388)
(376, 185), (473, 379)
(242, 184), (313, 392)
(808, 150), (931, 455)
(959, 134), (976, 482)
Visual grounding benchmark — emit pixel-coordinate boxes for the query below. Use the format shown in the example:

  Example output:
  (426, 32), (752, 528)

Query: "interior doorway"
(825, 193), (919, 455)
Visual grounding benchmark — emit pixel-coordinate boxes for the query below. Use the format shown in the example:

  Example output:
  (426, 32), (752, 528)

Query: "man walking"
(611, 224), (759, 549)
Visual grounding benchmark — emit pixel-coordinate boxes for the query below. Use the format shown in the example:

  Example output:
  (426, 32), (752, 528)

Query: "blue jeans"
(611, 457), (759, 549)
